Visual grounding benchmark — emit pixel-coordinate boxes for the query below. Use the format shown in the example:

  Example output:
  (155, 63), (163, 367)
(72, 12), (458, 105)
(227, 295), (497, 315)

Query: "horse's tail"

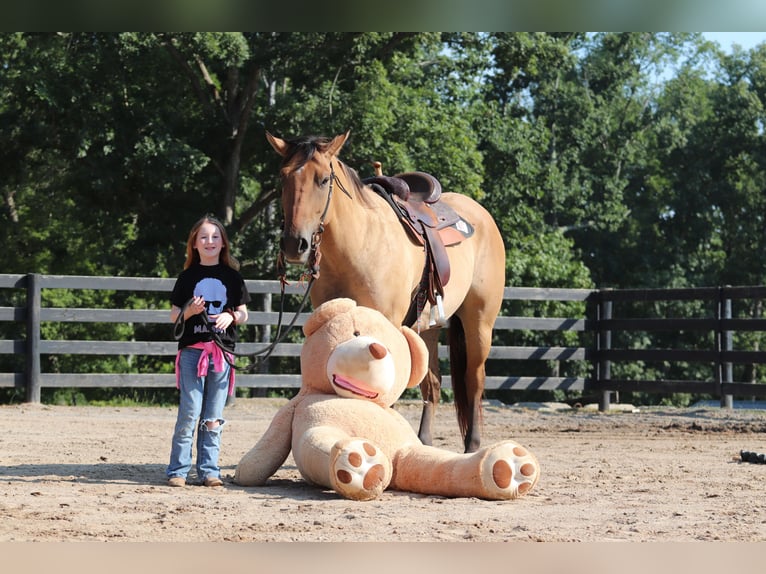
(448, 314), (469, 441)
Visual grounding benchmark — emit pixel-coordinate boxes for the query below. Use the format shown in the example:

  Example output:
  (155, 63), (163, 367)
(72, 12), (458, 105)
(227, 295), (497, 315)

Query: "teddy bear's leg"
(292, 426), (346, 488)
(477, 440), (540, 499)
(329, 438), (392, 501)
(391, 440), (539, 500)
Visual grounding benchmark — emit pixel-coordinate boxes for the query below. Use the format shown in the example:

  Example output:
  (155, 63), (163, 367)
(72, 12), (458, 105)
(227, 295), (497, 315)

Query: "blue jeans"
(167, 347), (230, 481)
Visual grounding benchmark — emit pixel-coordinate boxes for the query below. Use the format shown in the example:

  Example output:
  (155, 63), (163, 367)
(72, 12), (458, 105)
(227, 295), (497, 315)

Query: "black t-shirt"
(170, 263), (251, 350)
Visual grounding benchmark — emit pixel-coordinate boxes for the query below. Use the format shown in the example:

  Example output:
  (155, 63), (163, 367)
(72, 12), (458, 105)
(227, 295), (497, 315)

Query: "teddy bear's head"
(299, 298), (429, 407)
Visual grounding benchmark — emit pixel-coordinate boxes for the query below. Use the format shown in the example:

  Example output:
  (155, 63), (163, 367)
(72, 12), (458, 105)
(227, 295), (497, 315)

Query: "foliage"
(5, 32), (766, 405)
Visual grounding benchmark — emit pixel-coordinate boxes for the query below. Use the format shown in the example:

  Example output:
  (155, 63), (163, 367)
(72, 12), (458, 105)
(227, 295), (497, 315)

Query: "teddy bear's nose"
(368, 342), (387, 360)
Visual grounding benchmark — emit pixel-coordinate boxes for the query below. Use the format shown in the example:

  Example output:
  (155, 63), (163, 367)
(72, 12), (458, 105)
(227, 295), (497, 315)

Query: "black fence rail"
(592, 285), (766, 409)
(2, 274), (766, 408)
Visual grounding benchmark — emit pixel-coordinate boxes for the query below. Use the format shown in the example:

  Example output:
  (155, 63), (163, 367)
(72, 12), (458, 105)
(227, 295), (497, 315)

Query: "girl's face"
(194, 222), (224, 265)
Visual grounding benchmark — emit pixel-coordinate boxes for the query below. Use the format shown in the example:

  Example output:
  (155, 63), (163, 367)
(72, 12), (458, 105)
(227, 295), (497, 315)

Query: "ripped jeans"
(167, 347), (230, 481)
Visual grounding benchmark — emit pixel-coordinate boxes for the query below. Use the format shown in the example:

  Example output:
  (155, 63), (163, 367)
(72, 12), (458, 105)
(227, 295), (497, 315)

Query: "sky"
(703, 32), (766, 53)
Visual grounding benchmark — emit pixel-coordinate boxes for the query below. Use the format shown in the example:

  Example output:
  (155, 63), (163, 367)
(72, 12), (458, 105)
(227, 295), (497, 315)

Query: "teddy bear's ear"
(303, 298), (357, 337)
(401, 325), (429, 388)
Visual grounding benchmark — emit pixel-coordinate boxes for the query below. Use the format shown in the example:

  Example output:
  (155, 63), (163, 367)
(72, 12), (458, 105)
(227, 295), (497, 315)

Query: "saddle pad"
(430, 202), (475, 245)
(440, 222), (473, 246)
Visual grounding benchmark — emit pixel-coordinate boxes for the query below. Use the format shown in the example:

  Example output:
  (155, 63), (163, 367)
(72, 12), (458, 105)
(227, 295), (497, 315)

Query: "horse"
(267, 130), (506, 453)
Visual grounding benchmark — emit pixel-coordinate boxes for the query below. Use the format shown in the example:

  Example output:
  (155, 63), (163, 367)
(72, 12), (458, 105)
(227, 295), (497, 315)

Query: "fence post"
(250, 292), (272, 398)
(25, 273), (41, 403)
(597, 290), (612, 412)
(717, 287), (734, 408)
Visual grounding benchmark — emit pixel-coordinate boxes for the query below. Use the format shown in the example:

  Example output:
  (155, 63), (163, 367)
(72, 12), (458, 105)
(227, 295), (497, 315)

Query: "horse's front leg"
(417, 329), (441, 446)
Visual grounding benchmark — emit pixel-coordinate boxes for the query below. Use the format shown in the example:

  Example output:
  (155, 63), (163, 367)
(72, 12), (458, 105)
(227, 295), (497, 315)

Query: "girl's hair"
(184, 215), (241, 270)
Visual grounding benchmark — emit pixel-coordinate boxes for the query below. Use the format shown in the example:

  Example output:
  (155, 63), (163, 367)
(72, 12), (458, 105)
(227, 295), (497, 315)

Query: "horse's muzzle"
(280, 234), (311, 264)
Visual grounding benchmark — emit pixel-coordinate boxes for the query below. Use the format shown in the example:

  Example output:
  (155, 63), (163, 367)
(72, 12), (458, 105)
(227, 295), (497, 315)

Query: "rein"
(172, 161), (348, 373)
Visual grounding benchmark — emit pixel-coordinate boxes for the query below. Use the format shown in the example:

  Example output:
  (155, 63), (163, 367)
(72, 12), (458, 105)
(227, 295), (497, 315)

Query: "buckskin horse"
(268, 130), (505, 453)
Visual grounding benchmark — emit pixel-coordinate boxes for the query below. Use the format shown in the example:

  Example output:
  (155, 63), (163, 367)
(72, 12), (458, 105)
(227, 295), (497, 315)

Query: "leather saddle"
(363, 166), (474, 326)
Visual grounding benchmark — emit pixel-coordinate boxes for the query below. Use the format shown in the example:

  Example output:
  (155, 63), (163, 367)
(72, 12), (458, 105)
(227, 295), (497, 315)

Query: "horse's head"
(268, 130), (351, 265)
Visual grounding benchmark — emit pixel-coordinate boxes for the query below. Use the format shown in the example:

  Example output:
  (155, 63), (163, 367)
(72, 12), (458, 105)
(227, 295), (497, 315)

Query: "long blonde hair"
(183, 215), (240, 271)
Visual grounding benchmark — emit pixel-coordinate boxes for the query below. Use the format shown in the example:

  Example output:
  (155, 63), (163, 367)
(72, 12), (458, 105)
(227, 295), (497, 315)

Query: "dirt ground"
(2, 397), (766, 543)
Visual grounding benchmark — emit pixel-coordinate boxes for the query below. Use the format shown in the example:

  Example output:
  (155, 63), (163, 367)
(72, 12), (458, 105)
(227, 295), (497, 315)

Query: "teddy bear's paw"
(481, 440), (540, 500)
(330, 438), (392, 501)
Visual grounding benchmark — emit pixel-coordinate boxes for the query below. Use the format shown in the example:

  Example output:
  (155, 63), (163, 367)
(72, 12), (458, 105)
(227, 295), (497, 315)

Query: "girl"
(166, 215), (250, 487)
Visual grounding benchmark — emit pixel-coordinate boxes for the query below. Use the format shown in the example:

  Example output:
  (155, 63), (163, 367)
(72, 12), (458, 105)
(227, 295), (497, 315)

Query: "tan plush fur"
(234, 298), (540, 501)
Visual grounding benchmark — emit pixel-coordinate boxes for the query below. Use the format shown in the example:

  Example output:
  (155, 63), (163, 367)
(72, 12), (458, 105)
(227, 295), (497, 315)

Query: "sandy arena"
(2, 397), (766, 542)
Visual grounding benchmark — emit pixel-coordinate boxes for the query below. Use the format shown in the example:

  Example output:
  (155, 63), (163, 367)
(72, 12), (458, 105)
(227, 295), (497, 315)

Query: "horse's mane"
(280, 135), (375, 206)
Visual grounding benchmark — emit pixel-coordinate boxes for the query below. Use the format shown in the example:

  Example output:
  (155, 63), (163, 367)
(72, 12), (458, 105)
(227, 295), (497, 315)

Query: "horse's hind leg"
(456, 299), (502, 453)
(417, 329), (441, 446)
(415, 299), (497, 453)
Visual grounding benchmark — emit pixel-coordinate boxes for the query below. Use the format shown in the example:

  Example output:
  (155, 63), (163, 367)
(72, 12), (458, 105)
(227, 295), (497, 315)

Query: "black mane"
(281, 135), (332, 173)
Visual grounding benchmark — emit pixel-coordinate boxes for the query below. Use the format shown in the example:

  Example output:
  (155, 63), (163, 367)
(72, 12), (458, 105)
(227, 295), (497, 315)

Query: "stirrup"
(429, 294), (447, 327)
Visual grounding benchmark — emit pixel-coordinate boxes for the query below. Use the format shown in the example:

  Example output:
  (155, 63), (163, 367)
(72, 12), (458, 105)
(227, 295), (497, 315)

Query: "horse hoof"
(330, 438), (392, 501)
(481, 440), (540, 500)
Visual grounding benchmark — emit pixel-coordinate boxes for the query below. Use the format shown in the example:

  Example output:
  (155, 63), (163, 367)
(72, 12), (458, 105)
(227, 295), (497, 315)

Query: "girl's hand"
(188, 296), (206, 317)
(212, 310), (235, 330)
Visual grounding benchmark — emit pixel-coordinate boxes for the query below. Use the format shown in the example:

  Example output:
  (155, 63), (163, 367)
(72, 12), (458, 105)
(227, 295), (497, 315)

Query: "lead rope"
(173, 273), (316, 373)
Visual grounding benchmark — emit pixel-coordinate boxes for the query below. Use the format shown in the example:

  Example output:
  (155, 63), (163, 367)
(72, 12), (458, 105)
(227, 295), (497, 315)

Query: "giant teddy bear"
(234, 298), (540, 501)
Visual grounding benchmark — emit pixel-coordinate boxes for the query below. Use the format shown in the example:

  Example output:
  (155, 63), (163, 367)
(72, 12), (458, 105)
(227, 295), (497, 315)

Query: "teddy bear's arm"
(234, 400), (297, 486)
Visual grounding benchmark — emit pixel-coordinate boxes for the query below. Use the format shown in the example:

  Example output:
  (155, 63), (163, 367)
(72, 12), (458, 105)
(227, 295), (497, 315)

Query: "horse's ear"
(327, 130), (351, 157)
(266, 131), (288, 157)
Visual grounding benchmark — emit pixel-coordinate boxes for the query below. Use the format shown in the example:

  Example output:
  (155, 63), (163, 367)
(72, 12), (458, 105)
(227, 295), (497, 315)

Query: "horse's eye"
(353, 330), (360, 337)
(319, 176), (330, 187)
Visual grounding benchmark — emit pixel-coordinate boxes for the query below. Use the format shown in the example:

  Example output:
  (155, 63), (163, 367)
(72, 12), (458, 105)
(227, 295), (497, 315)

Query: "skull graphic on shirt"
(194, 277), (227, 316)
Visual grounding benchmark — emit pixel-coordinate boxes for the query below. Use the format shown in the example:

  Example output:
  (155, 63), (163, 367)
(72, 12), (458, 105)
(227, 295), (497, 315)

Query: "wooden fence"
(2, 274), (766, 408)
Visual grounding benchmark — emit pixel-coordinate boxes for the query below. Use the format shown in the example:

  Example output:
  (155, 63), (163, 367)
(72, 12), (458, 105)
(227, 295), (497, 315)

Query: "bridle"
(276, 159), (350, 284)
(174, 159), (351, 373)
(276, 158), (351, 287)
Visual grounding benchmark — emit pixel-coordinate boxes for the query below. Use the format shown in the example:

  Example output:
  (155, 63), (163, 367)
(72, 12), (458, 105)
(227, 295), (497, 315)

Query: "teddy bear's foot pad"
(482, 441), (540, 499)
(331, 438), (392, 501)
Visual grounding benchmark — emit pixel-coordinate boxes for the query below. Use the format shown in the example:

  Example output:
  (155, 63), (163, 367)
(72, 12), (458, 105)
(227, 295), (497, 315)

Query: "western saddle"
(363, 162), (473, 328)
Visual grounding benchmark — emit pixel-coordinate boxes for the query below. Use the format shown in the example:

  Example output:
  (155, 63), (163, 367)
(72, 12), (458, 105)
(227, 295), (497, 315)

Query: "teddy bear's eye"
(353, 330), (361, 337)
